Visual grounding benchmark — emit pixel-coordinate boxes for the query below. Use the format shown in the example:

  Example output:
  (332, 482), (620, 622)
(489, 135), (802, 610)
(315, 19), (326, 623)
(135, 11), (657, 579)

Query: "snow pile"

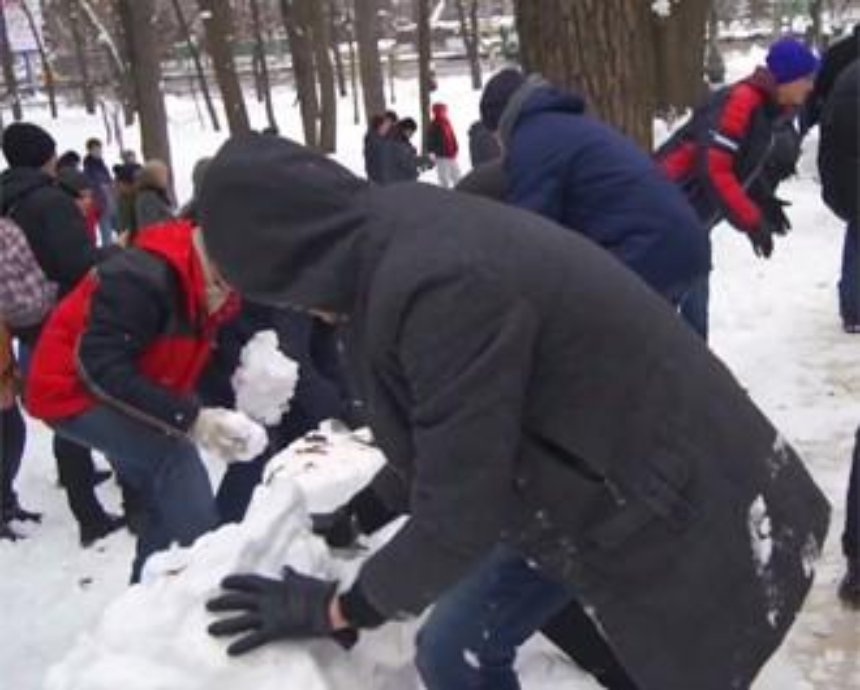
(209, 409), (269, 462)
(232, 330), (299, 426)
(44, 427), (601, 690)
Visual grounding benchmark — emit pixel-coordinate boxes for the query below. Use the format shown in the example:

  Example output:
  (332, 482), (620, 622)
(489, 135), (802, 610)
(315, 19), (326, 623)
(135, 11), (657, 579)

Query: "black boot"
(80, 513), (126, 548)
(0, 519), (21, 541)
(3, 494), (42, 523)
(838, 558), (860, 610)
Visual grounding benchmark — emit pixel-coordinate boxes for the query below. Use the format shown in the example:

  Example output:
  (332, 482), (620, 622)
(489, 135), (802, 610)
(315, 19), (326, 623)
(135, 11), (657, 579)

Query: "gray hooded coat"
(199, 135), (829, 690)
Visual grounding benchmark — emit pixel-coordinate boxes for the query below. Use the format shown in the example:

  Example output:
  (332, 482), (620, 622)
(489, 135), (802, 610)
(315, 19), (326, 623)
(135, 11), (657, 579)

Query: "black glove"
(311, 506), (361, 549)
(749, 222), (774, 259)
(206, 567), (358, 655)
(761, 197), (792, 236)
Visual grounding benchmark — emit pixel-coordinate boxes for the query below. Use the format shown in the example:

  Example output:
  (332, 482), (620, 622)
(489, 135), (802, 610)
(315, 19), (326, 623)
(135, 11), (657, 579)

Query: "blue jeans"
(679, 272), (710, 341)
(839, 221), (859, 326)
(415, 546), (573, 690)
(55, 405), (217, 581)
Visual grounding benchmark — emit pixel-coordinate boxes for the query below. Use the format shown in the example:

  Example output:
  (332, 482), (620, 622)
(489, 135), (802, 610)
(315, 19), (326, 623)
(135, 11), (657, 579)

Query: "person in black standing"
(1, 123), (123, 546)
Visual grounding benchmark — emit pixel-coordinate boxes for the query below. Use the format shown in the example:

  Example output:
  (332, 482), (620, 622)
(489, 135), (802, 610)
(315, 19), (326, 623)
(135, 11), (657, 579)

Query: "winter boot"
(4, 495), (42, 523)
(838, 558), (860, 610)
(0, 519), (21, 541)
(80, 513), (126, 548)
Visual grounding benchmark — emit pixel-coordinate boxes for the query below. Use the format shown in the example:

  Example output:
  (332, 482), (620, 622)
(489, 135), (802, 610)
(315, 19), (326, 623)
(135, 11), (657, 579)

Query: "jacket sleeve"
(348, 271), (538, 621)
(820, 84), (859, 222)
(77, 255), (200, 435)
(700, 84), (765, 233)
(25, 190), (98, 295)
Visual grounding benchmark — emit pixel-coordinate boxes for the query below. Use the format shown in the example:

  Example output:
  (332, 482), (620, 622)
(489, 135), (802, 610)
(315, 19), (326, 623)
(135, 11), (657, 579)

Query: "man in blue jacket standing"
(478, 69), (710, 333)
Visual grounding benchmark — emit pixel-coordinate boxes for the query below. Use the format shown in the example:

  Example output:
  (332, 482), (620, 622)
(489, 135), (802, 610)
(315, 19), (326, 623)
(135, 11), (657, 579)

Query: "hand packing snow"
(232, 330), (299, 426)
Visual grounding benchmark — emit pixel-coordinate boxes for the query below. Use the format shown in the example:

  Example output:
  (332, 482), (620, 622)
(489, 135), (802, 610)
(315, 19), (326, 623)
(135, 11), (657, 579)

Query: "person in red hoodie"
(27, 219), (244, 581)
(427, 102), (462, 188)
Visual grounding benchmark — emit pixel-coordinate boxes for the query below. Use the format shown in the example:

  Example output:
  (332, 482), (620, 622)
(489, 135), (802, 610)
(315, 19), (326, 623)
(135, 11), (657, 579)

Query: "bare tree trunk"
(515, 0), (655, 150)
(65, 0), (96, 115)
(169, 0), (220, 131)
(110, 0), (138, 126)
(200, 0), (250, 135)
(280, 0), (319, 147)
(21, 0), (56, 118)
(354, 0), (385, 121)
(310, 0), (337, 152)
(346, 5), (360, 124)
(455, 0), (482, 90)
(117, 0), (172, 172)
(653, 0), (709, 118)
(416, 0), (433, 153)
(0, 4), (21, 121)
(329, 0), (347, 97)
(249, 0), (278, 131)
(808, 0), (824, 48)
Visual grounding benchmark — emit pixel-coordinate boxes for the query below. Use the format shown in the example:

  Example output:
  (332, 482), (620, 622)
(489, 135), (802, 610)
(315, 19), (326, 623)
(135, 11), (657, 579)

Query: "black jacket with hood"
(818, 59), (859, 223)
(199, 135), (829, 690)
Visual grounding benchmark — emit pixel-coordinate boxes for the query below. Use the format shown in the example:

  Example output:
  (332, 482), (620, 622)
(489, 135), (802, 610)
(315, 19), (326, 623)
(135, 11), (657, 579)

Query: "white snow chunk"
(652, 0), (673, 17)
(207, 409), (268, 463)
(748, 495), (774, 576)
(232, 330), (299, 426)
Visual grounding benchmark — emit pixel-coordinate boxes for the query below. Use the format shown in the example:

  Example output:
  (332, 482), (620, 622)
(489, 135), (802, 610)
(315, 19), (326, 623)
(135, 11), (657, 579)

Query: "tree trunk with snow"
(354, 0), (385, 122)
(169, 0), (220, 132)
(117, 0), (172, 172)
(653, 0), (710, 118)
(200, 0), (250, 135)
(455, 0), (482, 90)
(310, 0), (337, 152)
(21, 0), (56, 118)
(329, 0), (348, 97)
(416, 0), (433, 154)
(66, 0), (95, 114)
(515, 0), (656, 149)
(249, 0), (278, 131)
(0, 3), (21, 121)
(280, 0), (319, 147)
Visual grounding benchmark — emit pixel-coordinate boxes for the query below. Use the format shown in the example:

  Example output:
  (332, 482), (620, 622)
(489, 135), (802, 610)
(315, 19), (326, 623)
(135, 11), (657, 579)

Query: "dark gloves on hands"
(207, 567), (358, 656)
(311, 507), (361, 549)
(761, 196), (792, 236)
(749, 221), (775, 259)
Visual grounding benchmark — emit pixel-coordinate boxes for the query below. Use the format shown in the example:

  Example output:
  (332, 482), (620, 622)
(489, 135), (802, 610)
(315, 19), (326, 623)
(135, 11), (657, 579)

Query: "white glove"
(190, 408), (267, 463)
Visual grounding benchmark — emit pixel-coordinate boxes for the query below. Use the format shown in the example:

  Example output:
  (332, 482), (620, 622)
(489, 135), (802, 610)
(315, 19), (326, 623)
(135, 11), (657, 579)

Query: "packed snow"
(0, 50), (859, 689)
(201, 409), (268, 463)
(232, 330), (299, 426)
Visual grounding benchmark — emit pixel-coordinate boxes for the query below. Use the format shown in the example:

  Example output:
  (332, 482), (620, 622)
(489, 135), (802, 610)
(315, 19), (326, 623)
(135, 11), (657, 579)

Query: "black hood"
(199, 135), (371, 314)
(1, 167), (53, 213)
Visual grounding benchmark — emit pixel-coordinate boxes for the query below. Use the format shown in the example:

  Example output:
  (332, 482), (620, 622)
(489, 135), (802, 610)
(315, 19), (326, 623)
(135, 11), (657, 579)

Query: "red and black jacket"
(26, 220), (239, 435)
(656, 68), (787, 233)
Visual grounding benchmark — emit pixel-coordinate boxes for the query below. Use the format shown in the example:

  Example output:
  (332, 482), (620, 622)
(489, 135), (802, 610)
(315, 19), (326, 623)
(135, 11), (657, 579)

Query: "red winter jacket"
(656, 68), (784, 233)
(26, 220), (239, 434)
(427, 104), (459, 159)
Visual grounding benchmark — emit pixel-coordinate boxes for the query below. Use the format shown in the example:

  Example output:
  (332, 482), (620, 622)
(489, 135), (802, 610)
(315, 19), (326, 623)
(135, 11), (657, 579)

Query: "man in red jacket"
(27, 220), (245, 581)
(656, 37), (818, 338)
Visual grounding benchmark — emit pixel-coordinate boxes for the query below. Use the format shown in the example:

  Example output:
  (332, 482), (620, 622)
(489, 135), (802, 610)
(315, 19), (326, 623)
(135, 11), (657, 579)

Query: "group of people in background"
(0, 27), (856, 690)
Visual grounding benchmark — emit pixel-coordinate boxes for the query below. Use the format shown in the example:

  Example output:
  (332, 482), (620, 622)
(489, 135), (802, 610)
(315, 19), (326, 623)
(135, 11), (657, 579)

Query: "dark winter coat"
(468, 121), (501, 168)
(364, 130), (387, 183)
(378, 134), (422, 184)
(0, 167), (99, 297)
(657, 68), (786, 232)
(199, 135), (830, 690)
(26, 221), (239, 435)
(135, 186), (175, 232)
(497, 79), (710, 297)
(83, 154), (113, 216)
(803, 24), (860, 131)
(818, 59), (859, 223)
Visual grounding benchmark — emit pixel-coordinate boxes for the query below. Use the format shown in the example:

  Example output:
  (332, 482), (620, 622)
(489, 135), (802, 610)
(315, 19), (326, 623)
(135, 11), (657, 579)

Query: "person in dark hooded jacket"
(475, 69), (710, 332)
(199, 134), (829, 690)
(364, 112), (397, 183)
(378, 118), (432, 184)
(468, 120), (501, 167)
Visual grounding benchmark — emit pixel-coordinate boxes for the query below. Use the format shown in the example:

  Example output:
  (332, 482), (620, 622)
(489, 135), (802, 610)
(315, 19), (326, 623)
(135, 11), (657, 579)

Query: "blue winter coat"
(501, 84), (710, 297)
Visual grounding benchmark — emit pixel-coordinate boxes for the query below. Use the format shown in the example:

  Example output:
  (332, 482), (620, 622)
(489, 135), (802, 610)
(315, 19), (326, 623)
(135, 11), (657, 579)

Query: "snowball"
(652, 0), (673, 18)
(749, 495), (774, 576)
(232, 331), (299, 426)
(207, 410), (268, 463)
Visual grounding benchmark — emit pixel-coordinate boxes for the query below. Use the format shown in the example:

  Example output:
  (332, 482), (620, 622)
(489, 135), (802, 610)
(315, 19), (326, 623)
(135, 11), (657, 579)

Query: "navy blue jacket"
(502, 85), (710, 296)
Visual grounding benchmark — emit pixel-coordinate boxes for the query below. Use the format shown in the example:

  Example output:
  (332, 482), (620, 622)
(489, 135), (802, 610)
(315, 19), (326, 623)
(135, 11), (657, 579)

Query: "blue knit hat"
(766, 38), (819, 84)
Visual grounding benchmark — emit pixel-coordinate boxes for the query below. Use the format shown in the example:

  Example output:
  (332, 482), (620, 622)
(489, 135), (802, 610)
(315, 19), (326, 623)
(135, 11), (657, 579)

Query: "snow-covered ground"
(1, 51), (858, 688)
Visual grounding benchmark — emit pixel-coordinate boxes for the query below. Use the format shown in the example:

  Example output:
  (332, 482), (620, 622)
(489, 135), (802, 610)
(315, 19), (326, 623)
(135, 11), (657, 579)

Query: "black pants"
(541, 599), (639, 690)
(845, 430), (860, 560)
(54, 435), (109, 530)
(1, 403), (26, 516)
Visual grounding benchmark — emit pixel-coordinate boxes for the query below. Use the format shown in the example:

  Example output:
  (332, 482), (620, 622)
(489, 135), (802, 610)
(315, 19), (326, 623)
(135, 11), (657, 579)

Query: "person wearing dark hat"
(471, 68), (710, 336)
(199, 135), (829, 690)
(57, 150), (82, 172)
(657, 36), (819, 338)
(113, 151), (143, 237)
(83, 137), (116, 247)
(1, 122), (123, 547)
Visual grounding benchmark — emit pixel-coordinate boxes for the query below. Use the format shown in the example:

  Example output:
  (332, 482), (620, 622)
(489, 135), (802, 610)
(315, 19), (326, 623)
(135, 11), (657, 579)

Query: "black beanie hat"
(480, 68), (527, 132)
(2, 122), (57, 169)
